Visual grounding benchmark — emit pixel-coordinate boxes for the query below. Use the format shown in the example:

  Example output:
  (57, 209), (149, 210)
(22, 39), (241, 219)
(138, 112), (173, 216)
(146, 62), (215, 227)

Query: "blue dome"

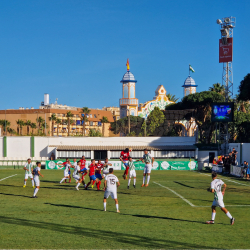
(120, 71), (137, 83)
(182, 76), (197, 87)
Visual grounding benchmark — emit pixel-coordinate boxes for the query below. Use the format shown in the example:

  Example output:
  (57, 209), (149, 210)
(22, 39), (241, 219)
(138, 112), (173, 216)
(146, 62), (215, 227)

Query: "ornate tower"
(119, 59), (138, 118)
(182, 76), (198, 97)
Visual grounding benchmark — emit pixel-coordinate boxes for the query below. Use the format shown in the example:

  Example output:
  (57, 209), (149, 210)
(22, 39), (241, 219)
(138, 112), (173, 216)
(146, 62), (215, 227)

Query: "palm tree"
(81, 107), (90, 136)
(30, 123), (37, 135)
(40, 121), (49, 135)
(7, 127), (16, 136)
(166, 93), (179, 103)
(55, 118), (62, 136)
(25, 120), (32, 135)
(209, 83), (225, 95)
(66, 111), (74, 136)
(36, 116), (44, 134)
(16, 119), (25, 135)
(49, 114), (57, 136)
(0, 120), (10, 135)
(100, 116), (109, 136)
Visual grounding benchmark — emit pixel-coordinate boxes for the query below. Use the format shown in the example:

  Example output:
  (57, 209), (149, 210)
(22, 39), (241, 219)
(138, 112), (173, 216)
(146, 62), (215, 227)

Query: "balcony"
(120, 98), (138, 105)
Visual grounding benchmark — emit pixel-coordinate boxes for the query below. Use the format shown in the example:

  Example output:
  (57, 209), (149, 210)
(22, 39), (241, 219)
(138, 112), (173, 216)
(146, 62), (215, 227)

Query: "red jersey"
(80, 159), (86, 170)
(95, 163), (103, 174)
(89, 164), (96, 176)
(120, 151), (130, 161)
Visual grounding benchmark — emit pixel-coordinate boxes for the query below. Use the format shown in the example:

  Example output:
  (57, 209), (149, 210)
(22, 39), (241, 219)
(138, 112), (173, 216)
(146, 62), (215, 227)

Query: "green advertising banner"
(46, 160), (197, 171)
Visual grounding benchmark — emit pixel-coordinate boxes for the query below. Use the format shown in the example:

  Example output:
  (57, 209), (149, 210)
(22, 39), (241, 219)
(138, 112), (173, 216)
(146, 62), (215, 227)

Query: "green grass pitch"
(0, 169), (250, 249)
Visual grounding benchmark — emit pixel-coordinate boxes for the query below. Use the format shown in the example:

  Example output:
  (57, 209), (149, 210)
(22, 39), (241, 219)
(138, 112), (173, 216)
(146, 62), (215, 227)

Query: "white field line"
(195, 205), (250, 208)
(154, 181), (195, 207)
(0, 174), (17, 182)
(198, 172), (250, 187)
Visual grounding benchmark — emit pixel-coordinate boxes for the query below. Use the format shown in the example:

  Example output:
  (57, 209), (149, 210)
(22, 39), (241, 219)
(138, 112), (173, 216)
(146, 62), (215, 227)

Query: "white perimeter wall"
(0, 136), (197, 159)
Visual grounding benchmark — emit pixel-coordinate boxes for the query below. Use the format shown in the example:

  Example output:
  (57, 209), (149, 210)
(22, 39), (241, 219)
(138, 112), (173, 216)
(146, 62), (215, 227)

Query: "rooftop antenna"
(55, 98), (58, 105)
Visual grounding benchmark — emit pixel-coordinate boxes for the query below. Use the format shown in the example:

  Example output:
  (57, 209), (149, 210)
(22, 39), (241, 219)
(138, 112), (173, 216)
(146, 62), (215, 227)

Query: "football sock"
(60, 177), (66, 183)
(128, 178), (131, 186)
(86, 182), (91, 188)
(211, 212), (216, 221)
(116, 204), (119, 211)
(33, 188), (39, 196)
(104, 202), (106, 210)
(93, 181), (96, 186)
(24, 180), (27, 185)
(143, 176), (146, 184)
(226, 212), (233, 219)
(31, 179), (34, 186)
(147, 175), (150, 184)
(76, 183), (81, 188)
(134, 178), (136, 185)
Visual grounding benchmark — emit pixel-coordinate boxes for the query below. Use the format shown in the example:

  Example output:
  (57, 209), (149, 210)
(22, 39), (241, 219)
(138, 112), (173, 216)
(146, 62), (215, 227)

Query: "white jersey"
(102, 162), (112, 174)
(64, 163), (71, 172)
(143, 153), (152, 164)
(105, 174), (119, 192)
(73, 165), (80, 176)
(211, 179), (224, 201)
(24, 163), (33, 175)
(128, 161), (136, 171)
(33, 167), (41, 177)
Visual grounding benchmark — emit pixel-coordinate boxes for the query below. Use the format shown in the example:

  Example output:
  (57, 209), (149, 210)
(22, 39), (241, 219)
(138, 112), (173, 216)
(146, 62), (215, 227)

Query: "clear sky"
(0, 0), (249, 110)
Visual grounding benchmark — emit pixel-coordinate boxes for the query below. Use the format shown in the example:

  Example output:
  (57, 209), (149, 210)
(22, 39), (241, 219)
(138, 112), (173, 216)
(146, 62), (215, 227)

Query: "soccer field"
(0, 169), (250, 249)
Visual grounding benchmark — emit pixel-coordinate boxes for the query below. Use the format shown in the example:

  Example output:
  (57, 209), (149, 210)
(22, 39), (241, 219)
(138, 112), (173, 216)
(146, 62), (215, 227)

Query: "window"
(94, 114), (97, 118)
(90, 121), (93, 126)
(90, 114), (92, 118)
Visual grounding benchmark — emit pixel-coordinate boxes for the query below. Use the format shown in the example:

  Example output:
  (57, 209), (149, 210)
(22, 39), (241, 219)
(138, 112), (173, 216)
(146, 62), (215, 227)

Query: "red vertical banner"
(219, 38), (233, 63)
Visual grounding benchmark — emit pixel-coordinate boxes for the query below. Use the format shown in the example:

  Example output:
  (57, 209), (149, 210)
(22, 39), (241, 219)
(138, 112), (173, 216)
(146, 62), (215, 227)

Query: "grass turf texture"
(0, 170), (250, 249)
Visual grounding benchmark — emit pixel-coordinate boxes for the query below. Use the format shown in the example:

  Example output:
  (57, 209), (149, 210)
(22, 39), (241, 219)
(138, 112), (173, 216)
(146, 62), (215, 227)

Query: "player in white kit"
(126, 157), (137, 189)
(32, 162), (44, 198)
(140, 149), (154, 187)
(58, 159), (72, 184)
(73, 161), (83, 190)
(23, 158), (34, 188)
(103, 168), (120, 213)
(102, 158), (112, 178)
(206, 172), (235, 225)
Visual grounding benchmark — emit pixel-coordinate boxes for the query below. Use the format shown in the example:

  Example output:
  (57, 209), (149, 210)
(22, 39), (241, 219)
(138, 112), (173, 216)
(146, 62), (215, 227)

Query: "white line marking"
(195, 205), (250, 208)
(154, 181), (195, 207)
(198, 172), (250, 187)
(0, 174), (17, 182)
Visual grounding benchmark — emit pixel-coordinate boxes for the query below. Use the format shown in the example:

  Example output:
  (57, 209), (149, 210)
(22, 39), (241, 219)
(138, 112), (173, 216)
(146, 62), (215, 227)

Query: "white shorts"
(73, 175), (80, 181)
(34, 176), (40, 187)
(144, 164), (152, 174)
(129, 170), (136, 178)
(64, 171), (70, 177)
(212, 198), (225, 208)
(24, 174), (33, 179)
(104, 190), (117, 199)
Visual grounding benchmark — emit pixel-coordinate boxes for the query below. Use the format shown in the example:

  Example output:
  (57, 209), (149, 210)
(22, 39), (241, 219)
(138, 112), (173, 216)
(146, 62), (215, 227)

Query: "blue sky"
(0, 0), (249, 109)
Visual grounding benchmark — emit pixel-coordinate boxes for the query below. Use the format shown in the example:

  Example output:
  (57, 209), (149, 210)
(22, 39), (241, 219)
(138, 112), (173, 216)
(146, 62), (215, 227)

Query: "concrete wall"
(6, 137), (31, 158)
(198, 150), (218, 170)
(0, 137), (3, 157)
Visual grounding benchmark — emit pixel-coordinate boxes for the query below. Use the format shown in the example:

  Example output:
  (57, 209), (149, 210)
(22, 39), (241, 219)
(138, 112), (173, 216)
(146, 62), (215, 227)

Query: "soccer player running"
(80, 155), (88, 182)
(140, 148), (154, 187)
(103, 168), (120, 212)
(95, 160), (104, 191)
(23, 158), (35, 188)
(32, 162), (44, 198)
(57, 158), (72, 184)
(85, 159), (99, 189)
(123, 156), (137, 189)
(120, 148), (130, 180)
(73, 161), (83, 190)
(206, 171), (235, 225)
(102, 158), (112, 178)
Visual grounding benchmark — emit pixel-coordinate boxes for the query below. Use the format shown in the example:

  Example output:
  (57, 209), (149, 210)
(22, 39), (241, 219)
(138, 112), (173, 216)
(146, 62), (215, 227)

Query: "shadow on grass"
(45, 203), (105, 212)
(0, 192), (31, 198)
(173, 181), (194, 189)
(0, 215), (214, 249)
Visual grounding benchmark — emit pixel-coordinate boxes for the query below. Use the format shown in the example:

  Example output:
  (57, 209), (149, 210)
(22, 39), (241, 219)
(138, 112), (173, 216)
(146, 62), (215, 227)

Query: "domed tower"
(119, 59), (138, 118)
(182, 76), (198, 96)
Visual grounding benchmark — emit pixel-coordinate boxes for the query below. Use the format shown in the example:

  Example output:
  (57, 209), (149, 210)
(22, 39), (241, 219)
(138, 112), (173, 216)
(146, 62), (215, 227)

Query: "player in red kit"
(120, 148), (131, 180)
(80, 155), (88, 182)
(85, 159), (99, 190)
(95, 160), (104, 191)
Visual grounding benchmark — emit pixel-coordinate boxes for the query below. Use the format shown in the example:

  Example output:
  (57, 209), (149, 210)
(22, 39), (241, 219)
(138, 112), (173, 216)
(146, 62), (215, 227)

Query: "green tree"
(209, 83), (225, 95)
(36, 116), (44, 134)
(81, 107), (90, 136)
(166, 93), (179, 102)
(100, 116), (109, 136)
(66, 111), (74, 136)
(55, 118), (61, 136)
(7, 127), (16, 136)
(238, 74), (250, 101)
(30, 123), (37, 135)
(0, 120), (10, 135)
(49, 114), (57, 136)
(16, 119), (25, 136)
(147, 107), (165, 134)
(88, 128), (102, 137)
(25, 120), (32, 135)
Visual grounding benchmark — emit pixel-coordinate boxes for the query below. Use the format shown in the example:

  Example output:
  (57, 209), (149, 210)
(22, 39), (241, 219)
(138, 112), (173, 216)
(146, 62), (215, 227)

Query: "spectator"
(242, 161), (247, 178)
(212, 158), (217, 165)
(246, 162), (250, 180)
(224, 155), (231, 173)
(231, 148), (238, 166)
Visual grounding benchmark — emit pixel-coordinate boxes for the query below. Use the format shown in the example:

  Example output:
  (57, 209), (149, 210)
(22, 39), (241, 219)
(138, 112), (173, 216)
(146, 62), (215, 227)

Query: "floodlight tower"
(216, 17), (235, 154)
(216, 17), (236, 101)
